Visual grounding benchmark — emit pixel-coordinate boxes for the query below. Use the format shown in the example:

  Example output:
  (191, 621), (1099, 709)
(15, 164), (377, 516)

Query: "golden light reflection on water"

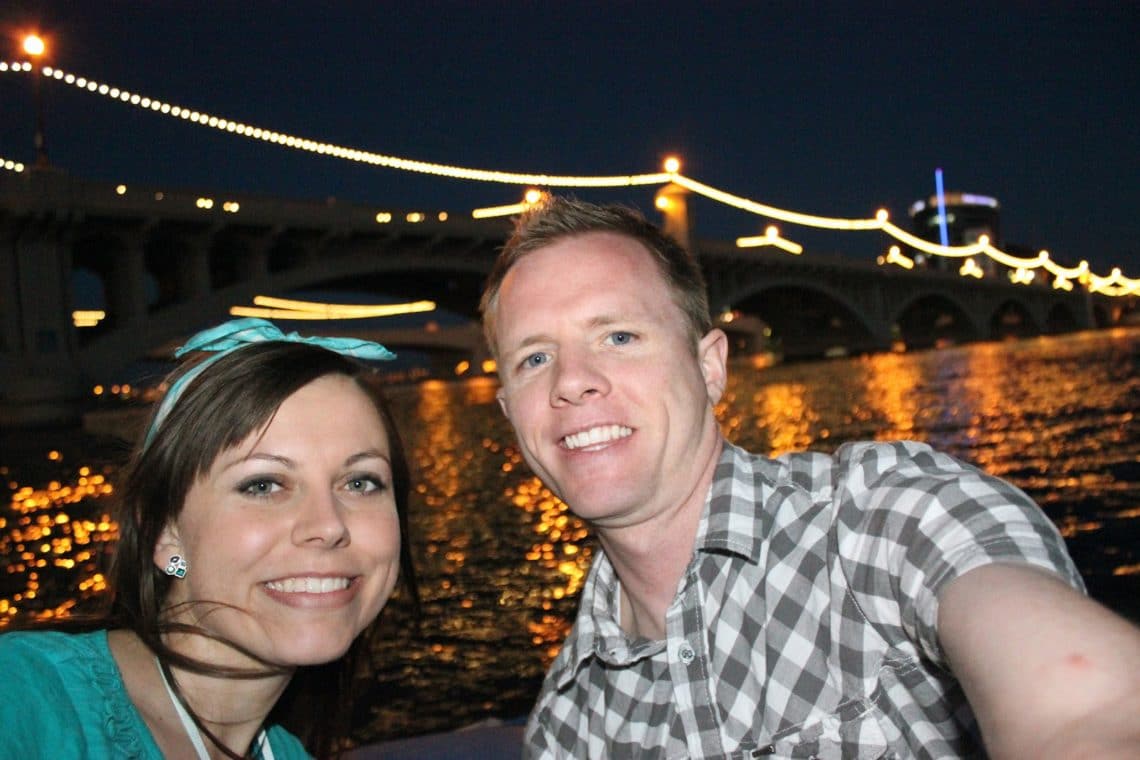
(400, 378), (590, 667)
(856, 352), (923, 441)
(412, 380), (473, 587)
(957, 342), (1039, 468)
(1056, 515), (1104, 538)
(460, 375), (499, 406)
(1, 464), (118, 626)
(508, 476), (591, 663)
(750, 381), (819, 456)
(392, 372), (598, 661)
(510, 478), (591, 596)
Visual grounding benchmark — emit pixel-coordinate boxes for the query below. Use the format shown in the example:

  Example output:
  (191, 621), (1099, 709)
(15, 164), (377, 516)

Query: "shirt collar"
(696, 440), (784, 561)
(551, 550), (668, 688)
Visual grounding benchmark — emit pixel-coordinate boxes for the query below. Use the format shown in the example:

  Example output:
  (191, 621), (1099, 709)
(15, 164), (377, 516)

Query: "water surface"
(2, 328), (1138, 743)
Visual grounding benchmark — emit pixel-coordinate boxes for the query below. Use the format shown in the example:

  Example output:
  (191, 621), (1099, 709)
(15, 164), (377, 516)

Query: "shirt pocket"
(757, 698), (892, 760)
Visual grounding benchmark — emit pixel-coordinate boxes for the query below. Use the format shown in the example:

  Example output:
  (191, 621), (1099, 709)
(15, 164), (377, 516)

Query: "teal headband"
(144, 317), (396, 448)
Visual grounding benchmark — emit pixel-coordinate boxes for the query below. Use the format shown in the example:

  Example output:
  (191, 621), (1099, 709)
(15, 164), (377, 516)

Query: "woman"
(0, 318), (418, 759)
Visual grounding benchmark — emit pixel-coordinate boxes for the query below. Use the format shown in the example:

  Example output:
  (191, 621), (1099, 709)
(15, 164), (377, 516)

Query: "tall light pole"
(22, 34), (49, 167)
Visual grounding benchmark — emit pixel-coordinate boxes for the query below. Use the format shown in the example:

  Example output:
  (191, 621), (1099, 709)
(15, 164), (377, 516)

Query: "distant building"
(908, 192), (1001, 274)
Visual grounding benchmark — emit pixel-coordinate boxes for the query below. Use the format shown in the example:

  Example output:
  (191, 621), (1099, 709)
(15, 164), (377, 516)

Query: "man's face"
(493, 231), (726, 530)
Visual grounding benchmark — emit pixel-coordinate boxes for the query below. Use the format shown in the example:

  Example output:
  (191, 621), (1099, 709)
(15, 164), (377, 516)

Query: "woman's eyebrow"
(219, 452), (295, 473)
(345, 449), (390, 467)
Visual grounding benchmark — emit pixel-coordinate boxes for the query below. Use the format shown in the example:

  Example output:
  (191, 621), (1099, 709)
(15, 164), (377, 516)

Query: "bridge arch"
(1044, 302), (1081, 333)
(71, 230), (118, 311)
(989, 298), (1041, 340)
(720, 277), (888, 358)
(1091, 301), (1114, 328)
(893, 292), (982, 349)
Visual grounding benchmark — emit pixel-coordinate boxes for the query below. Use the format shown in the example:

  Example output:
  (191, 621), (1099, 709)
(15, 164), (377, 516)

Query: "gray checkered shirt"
(524, 440), (1083, 759)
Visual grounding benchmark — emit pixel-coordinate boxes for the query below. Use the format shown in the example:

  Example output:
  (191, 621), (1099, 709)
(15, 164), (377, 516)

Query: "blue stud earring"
(164, 555), (188, 578)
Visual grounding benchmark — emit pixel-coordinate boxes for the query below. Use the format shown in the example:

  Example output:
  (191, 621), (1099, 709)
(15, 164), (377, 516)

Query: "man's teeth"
(563, 425), (632, 450)
(265, 577), (350, 593)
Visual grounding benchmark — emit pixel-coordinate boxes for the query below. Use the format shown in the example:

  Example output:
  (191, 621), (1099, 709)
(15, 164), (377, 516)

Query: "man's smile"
(561, 425), (633, 451)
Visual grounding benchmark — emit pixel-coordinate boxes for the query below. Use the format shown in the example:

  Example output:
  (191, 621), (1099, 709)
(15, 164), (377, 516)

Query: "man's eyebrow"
(503, 333), (555, 355)
(586, 314), (625, 329)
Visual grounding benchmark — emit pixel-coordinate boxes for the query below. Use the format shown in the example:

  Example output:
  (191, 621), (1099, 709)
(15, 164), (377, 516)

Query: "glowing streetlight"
(22, 34), (49, 166)
(23, 35), (46, 57)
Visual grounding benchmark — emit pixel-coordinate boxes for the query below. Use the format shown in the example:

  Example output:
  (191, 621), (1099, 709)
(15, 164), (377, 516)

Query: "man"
(479, 197), (1140, 759)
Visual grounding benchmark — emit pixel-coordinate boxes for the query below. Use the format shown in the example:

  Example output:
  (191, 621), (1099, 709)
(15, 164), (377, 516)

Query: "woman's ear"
(152, 522), (182, 574)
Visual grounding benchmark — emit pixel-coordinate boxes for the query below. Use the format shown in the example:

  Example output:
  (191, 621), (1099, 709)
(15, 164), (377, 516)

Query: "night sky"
(1, 1), (1136, 277)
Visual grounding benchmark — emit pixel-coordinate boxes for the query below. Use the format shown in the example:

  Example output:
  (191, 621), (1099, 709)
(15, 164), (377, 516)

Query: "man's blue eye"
(523, 352), (549, 369)
(609, 331), (634, 345)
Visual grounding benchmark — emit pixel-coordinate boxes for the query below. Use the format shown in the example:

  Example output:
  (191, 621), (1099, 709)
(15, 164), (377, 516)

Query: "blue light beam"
(935, 168), (949, 247)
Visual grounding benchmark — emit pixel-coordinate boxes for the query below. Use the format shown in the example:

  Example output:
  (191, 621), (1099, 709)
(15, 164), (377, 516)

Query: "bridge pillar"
(237, 232), (272, 281)
(177, 231), (213, 300)
(655, 182), (692, 251)
(0, 223), (20, 357)
(0, 220), (88, 426)
(107, 228), (150, 328)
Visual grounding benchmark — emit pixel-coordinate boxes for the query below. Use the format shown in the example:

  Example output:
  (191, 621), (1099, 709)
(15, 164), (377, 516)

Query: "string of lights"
(0, 155), (26, 172)
(1, 60), (1136, 296)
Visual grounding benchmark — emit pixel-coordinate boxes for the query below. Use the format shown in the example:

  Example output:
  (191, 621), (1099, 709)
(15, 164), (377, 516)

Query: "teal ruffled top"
(0, 629), (310, 759)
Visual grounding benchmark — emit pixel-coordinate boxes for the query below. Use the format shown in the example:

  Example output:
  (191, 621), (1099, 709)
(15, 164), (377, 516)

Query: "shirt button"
(678, 642), (695, 664)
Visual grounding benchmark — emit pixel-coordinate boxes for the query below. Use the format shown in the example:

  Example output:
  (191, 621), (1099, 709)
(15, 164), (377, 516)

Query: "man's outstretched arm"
(939, 563), (1140, 759)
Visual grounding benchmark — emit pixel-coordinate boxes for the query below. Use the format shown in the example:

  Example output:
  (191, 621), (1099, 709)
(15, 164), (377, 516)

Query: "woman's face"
(155, 374), (402, 667)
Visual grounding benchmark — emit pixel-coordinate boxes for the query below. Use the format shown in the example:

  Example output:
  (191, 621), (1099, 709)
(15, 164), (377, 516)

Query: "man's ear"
(698, 329), (729, 405)
(496, 389), (510, 419)
(152, 521), (182, 573)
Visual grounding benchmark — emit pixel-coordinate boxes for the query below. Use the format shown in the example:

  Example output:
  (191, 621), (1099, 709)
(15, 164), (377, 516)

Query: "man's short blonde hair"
(479, 196), (712, 358)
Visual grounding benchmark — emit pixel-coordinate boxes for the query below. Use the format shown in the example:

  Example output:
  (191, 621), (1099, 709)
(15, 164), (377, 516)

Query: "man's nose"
(550, 348), (610, 406)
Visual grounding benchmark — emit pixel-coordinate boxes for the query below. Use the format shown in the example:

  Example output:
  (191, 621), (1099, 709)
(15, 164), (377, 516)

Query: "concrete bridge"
(1, 169), (1116, 426)
(698, 240), (1105, 358)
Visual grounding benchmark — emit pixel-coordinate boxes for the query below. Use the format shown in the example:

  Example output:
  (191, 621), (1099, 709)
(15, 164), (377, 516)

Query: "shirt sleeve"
(0, 633), (87, 757)
(833, 441), (1083, 665)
